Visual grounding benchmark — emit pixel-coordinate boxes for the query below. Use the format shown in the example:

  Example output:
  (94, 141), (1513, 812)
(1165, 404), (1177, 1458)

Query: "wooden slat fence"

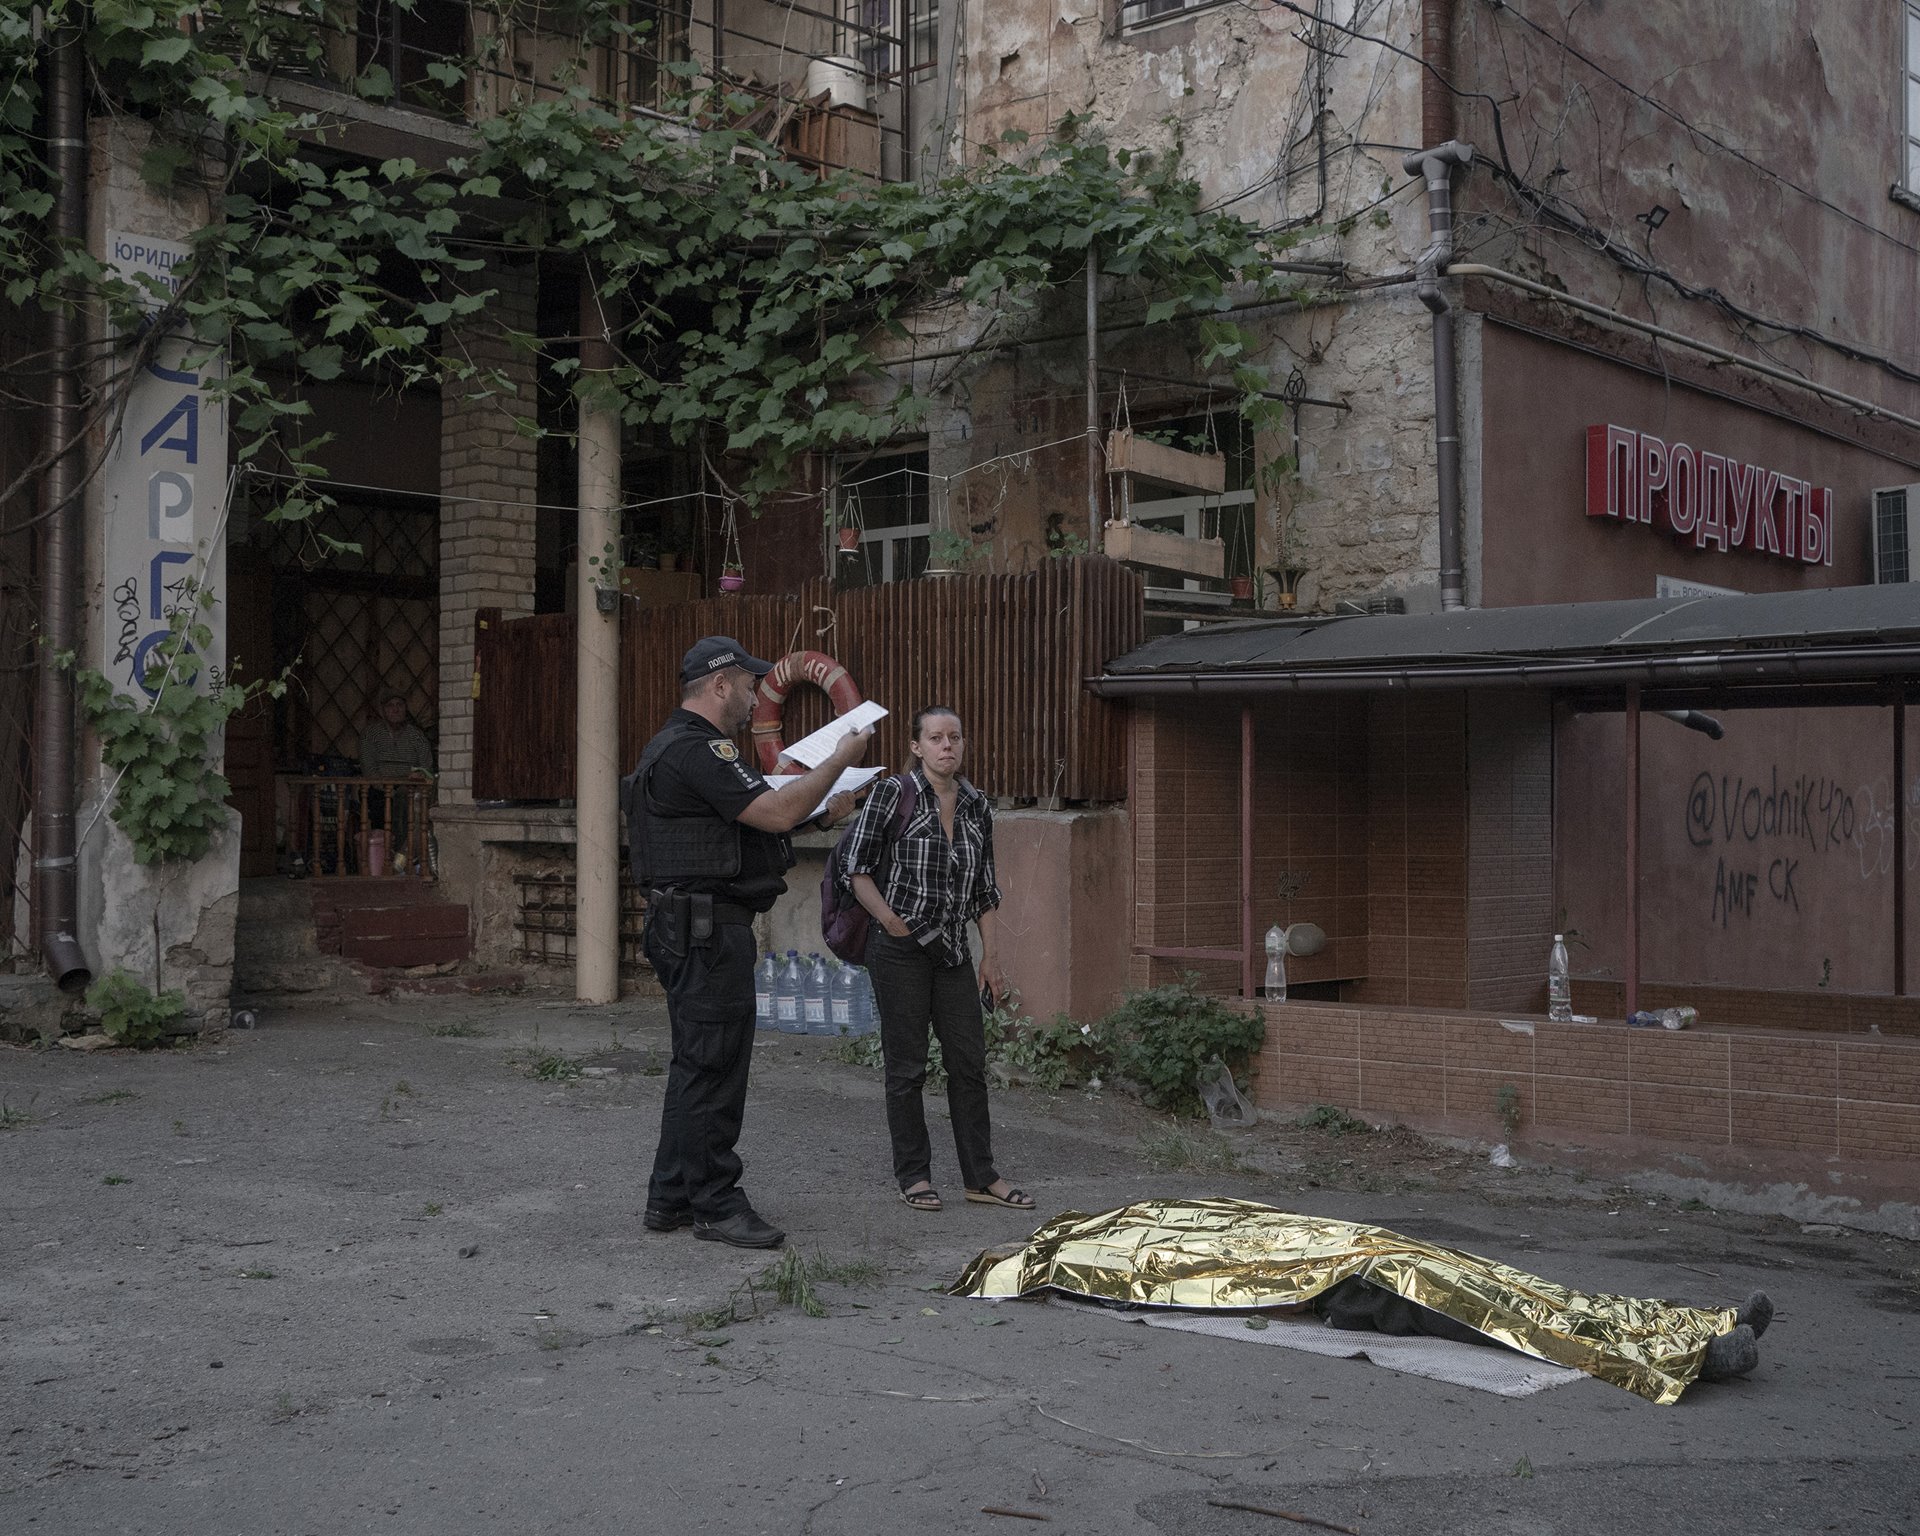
(472, 557), (1143, 803)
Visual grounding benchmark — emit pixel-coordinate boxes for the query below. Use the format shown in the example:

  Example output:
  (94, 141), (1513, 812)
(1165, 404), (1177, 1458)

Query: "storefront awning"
(1090, 585), (1920, 697)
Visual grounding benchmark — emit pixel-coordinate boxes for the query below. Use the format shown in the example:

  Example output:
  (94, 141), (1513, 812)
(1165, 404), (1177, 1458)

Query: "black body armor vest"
(625, 716), (743, 890)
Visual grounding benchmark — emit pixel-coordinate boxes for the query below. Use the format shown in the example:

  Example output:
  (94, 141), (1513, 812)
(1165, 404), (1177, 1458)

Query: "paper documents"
(778, 700), (888, 769)
(765, 766), (885, 820)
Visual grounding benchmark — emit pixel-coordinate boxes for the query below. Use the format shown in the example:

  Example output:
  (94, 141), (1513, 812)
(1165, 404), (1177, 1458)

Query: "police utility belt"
(645, 889), (755, 957)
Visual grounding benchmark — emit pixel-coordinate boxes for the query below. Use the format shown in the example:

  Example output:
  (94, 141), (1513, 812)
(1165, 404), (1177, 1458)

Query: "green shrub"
(1097, 979), (1264, 1116)
(84, 968), (186, 1047)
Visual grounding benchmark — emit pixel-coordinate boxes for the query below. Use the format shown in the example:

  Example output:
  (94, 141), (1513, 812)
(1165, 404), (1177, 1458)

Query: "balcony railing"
(286, 776), (435, 879)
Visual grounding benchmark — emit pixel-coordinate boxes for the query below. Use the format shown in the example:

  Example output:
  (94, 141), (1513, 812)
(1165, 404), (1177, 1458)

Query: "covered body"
(952, 1199), (1737, 1404)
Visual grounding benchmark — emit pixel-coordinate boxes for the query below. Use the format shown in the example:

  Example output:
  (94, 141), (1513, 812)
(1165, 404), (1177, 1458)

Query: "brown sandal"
(900, 1185), (942, 1212)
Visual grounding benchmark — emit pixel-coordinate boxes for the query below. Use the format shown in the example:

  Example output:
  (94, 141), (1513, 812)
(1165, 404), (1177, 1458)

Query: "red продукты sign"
(1585, 424), (1833, 567)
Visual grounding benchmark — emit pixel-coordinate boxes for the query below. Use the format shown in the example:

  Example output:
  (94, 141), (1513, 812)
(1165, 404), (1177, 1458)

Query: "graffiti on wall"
(1682, 765), (1920, 928)
(100, 231), (226, 698)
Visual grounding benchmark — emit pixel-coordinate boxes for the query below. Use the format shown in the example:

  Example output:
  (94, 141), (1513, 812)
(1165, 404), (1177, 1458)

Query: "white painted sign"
(100, 231), (226, 697)
(1656, 575), (1743, 599)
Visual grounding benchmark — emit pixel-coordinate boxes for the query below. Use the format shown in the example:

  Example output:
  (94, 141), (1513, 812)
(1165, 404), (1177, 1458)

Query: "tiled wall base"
(1251, 1001), (1920, 1161)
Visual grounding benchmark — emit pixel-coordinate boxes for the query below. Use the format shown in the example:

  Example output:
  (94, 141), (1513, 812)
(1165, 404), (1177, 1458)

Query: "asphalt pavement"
(3, 993), (1915, 1535)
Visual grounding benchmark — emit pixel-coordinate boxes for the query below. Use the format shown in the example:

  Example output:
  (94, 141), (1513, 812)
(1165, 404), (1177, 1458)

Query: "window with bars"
(1120, 0), (1234, 31)
(1905, 4), (1920, 199)
(355, 0), (469, 114)
(603, 0), (694, 112)
(844, 1), (936, 81)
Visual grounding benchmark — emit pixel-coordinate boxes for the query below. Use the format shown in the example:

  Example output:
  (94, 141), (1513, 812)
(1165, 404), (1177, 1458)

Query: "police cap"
(680, 636), (776, 685)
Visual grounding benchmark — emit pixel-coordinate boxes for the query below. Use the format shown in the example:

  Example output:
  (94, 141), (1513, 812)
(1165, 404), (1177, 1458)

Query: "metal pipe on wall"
(575, 277), (622, 1005)
(35, 22), (91, 992)
(1896, 696), (1908, 998)
(1624, 684), (1641, 1020)
(1402, 140), (1474, 612)
(1086, 247), (1102, 552)
(1239, 703), (1255, 1000)
(1421, 0), (1456, 145)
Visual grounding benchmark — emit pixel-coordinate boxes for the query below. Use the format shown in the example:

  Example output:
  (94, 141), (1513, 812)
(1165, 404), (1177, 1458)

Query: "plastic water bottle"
(1264, 923), (1287, 1001)
(803, 953), (832, 1035)
(828, 961), (855, 1035)
(849, 965), (878, 1036)
(1547, 934), (1573, 1022)
(754, 954), (779, 1031)
(775, 950), (805, 1032)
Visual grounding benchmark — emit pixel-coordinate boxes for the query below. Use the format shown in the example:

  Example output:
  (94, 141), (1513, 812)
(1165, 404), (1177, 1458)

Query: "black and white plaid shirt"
(840, 768), (1001, 967)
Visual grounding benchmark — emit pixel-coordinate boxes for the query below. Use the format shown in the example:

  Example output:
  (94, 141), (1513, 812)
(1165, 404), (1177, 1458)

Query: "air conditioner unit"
(1872, 485), (1920, 583)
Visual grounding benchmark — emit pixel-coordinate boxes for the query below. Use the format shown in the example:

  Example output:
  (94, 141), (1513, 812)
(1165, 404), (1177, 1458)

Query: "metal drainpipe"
(35, 22), (91, 992)
(1402, 140), (1473, 612)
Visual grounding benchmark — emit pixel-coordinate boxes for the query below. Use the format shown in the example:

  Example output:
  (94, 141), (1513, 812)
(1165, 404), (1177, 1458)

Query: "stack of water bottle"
(754, 949), (878, 1037)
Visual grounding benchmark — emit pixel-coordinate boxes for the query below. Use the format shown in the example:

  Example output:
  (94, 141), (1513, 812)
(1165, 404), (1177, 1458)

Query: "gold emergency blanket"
(952, 1199), (1736, 1405)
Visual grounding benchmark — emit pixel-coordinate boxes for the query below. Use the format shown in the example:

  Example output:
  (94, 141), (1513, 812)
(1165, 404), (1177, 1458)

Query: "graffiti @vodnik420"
(1681, 766), (1905, 930)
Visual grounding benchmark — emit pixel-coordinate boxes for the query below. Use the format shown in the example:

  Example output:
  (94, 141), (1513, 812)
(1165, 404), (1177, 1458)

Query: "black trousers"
(1313, 1277), (1496, 1347)
(867, 929), (999, 1193)
(645, 919), (757, 1220)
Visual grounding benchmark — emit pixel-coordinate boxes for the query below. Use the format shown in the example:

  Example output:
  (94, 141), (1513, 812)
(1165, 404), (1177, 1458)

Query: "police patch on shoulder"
(708, 739), (740, 762)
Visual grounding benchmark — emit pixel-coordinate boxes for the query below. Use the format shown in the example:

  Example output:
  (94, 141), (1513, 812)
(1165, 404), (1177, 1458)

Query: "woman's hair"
(910, 705), (962, 740)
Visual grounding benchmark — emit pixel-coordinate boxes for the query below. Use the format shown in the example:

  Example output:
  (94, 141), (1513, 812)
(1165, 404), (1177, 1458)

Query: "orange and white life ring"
(750, 649), (864, 773)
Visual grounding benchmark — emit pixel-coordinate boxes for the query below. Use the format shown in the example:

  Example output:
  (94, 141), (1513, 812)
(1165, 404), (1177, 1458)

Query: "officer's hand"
(828, 725), (874, 768)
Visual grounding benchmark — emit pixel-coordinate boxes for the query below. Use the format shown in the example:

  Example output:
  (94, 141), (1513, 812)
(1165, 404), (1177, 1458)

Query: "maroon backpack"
(819, 774), (918, 965)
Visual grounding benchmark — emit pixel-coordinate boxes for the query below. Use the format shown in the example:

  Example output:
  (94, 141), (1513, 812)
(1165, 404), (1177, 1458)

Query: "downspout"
(35, 20), (91, 992)
(1402, 139), (1472, 612)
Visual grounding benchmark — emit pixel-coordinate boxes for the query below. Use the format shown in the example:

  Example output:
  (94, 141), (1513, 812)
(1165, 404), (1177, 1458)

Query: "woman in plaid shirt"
(842, 707), (1035, 1214)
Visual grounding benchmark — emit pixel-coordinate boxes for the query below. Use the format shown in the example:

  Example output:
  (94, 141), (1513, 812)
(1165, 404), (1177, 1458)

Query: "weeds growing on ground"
(0, 1097), (35, 1130)
(427, 1022), (488, 1039)
(82, 1088), (140, 1106)
(760, 1250), (827, 1317)
(1296, 1103), (1371, 1135)
(423, 1202), (443, 1216)
(528, 1054), (583, 1081)
(1138, 1125), (1249, 1175)
(240, 1269), (275, 1280)
(102, 1173), (131, 1185)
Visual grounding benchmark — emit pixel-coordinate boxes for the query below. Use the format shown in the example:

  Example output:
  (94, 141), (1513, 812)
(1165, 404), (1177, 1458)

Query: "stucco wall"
(1452, 1), (1920, 422)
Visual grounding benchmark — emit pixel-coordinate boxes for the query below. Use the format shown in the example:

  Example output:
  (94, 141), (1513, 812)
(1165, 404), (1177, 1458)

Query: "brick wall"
(1253, 1000), (1920, 1160)
(1130, 695), (1369, 994)
(1348, 693), (1470, 1007)
(438, 254), (540, 803)
(1466, 691), (1555, 1012)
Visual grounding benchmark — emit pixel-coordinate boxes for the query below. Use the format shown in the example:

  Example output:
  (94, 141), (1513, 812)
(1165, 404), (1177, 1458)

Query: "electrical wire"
(1490, 0), (1920, 263)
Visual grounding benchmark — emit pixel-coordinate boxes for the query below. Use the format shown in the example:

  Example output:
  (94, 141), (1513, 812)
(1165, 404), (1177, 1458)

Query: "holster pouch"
(648, 889), (691, 958)
(688, 893), (714, 947)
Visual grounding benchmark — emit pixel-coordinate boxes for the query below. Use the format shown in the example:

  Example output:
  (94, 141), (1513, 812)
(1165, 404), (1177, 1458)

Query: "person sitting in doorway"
(358, 691), (433, 871)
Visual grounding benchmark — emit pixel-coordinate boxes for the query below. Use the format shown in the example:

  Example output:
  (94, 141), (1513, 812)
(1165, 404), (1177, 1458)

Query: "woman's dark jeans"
(866, 929), (999, 1193)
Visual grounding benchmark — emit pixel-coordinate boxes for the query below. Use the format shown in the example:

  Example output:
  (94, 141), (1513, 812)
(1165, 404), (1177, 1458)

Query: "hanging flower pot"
(718, 568), (745, 594)
(837, 525), (861, 552)
(1229, 574), (1254, 602)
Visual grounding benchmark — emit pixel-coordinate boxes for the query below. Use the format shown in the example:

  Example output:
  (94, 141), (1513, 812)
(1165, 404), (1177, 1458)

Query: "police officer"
(627, 636), (872, 1249)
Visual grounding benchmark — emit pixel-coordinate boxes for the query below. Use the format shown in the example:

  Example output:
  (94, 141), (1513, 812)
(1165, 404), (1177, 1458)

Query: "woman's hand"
(979, 953), (1007, 1005)
(881, 911), (913, 939)
(818, 790), (859, 826)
